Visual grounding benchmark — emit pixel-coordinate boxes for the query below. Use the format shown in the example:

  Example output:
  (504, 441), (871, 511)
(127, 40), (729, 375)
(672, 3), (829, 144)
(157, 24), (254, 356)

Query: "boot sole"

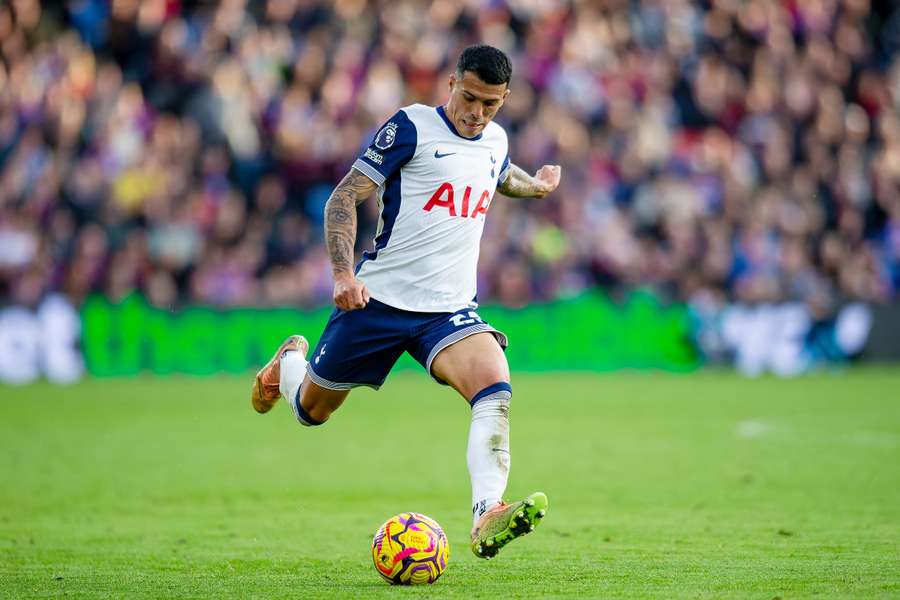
(472, 492), (548, 559)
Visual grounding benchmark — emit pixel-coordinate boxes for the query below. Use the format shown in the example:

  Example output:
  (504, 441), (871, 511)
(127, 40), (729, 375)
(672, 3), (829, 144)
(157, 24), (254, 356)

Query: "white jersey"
(351, 103), (510, 313)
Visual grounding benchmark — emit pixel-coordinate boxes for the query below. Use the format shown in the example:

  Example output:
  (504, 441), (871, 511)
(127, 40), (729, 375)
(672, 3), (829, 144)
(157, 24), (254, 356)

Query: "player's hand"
(532, 165), (561, 198)
(333, 274), (370, 311)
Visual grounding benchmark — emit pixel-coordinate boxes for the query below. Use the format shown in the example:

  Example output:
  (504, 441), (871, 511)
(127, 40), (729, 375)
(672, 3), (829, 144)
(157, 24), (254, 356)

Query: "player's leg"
(429, 331), (548, 558)
(251, 299), (405, 425)
(430, 331), (510, 399)
(295, 378), (349, 424)
(280, 341), (350, 425)
(251, 331), (349, 424)
(431, 332), (511, 517)
(250, 333), (363, 425)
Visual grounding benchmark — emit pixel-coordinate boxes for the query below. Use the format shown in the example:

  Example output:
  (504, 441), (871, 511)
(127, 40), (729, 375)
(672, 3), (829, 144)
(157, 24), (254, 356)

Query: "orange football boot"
(251, 335), (308, 413)
(470, 492), (548, 559)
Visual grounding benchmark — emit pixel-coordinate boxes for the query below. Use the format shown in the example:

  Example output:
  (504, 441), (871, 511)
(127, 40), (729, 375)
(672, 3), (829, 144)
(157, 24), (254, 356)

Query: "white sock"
(279, 350), (309, 423)
(468, 386), (511, 525)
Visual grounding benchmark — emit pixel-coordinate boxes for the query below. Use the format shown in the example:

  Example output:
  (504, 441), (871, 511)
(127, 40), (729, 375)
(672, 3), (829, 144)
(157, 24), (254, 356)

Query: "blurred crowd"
(1, 0), (900, 315)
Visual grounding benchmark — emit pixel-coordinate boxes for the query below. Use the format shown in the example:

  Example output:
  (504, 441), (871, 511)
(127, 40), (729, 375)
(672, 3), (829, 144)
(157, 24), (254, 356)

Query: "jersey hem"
(359, 290), (479, 314)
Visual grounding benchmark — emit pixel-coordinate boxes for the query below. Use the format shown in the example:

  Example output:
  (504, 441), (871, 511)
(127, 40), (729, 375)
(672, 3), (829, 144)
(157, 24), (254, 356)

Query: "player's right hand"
(533, 165), (561, 198)
(333, 274), (370, 311)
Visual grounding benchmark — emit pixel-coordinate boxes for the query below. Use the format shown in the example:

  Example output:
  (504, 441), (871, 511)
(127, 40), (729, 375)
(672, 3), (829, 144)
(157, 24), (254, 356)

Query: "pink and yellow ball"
(372, 512), (450, 585)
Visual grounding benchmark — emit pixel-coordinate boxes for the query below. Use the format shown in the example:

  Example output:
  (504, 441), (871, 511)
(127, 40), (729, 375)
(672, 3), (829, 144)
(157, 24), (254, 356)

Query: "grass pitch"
(1, 369), (899, 598)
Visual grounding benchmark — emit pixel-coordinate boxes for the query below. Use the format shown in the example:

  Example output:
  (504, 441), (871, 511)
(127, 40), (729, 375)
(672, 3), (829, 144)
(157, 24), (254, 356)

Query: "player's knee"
(469, 381), (512, 408)
(294, 387), (327, 426)
(465, 365), (509, 400)
(302, 402), (334, 425)
(462, 351), (508, 390)
(294, 397), (327, 427)
(295, 382), (347, 426)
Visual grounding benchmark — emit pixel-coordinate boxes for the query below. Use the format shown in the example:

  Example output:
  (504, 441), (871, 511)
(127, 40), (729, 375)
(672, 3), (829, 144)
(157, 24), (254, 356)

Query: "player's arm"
(498, 163), (561, 199)
(325, 168), (378, 310)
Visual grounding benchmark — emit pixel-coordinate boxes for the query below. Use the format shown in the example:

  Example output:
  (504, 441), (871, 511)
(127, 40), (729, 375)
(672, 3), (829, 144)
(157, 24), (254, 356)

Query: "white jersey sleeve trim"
(352, 159), (386, 186)
(498, 153), (511, 185)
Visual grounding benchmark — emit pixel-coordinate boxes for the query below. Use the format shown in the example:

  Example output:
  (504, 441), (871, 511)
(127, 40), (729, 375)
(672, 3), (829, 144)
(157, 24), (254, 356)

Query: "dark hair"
(456, 44), (512, 86)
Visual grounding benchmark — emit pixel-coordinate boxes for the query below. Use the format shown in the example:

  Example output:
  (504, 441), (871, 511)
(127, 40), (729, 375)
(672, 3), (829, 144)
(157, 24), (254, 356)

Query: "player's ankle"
(472, 498), (502, 525)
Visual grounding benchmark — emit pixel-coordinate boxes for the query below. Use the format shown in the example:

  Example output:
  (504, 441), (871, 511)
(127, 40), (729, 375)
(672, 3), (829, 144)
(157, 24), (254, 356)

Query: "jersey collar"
(436, 105), (483, 141)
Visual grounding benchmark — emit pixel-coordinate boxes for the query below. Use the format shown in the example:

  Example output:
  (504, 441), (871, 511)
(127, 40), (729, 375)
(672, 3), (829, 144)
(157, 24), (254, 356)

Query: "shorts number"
(449, 311), (483, 327)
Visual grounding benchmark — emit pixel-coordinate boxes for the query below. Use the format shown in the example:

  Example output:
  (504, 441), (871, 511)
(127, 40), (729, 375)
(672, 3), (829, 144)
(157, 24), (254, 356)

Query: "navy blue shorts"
(306, 298), (508, 390)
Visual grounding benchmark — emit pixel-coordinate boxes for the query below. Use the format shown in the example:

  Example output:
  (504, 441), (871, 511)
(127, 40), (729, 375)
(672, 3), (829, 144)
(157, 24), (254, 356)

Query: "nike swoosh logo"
(434, 150), (456, 159)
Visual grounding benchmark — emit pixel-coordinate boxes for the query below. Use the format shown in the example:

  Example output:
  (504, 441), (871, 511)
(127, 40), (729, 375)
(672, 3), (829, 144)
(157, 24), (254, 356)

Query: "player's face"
(445, 71), (510, 138)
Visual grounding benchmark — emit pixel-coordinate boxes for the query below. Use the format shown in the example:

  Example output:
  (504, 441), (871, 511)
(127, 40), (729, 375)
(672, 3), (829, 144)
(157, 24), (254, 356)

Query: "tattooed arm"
(498, 163), (562, 199)
(325, 168), (378, 310)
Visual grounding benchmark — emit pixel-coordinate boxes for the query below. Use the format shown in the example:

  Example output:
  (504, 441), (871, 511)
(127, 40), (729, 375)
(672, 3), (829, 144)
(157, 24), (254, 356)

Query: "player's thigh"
(430, 332), (510, 402)
(299, 375), (349, 421)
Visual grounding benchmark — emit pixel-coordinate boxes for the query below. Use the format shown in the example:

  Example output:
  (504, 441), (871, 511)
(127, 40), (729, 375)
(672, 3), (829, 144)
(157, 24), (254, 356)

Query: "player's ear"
(449, 72), (457, 92)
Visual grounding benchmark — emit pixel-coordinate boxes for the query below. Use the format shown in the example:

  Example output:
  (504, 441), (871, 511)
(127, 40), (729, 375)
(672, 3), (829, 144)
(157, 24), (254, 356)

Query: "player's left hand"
(533, 165), (561, 198)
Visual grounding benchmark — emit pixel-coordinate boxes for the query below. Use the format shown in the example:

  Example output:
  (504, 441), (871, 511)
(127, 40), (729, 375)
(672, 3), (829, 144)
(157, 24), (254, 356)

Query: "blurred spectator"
(0, 0), (899, 316)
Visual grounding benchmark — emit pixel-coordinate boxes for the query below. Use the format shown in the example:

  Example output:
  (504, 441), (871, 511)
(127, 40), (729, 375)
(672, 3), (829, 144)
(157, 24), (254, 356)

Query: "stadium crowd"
(1, 0), (899, 315)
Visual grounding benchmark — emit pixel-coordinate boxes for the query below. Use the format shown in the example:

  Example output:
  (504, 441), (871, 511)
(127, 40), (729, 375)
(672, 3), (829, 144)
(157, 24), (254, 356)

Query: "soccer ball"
(371, 512), (450, 585)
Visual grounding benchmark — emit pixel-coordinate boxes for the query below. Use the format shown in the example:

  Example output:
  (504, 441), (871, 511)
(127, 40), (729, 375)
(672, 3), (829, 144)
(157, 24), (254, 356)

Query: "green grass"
(2, 369), (900, 598)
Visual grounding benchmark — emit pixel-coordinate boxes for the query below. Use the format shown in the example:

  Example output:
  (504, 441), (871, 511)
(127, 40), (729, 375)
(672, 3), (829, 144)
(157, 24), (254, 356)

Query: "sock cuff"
(472, 499), (502, 519)
(293, 389), (323, 426)
(470, 382), (512, 407)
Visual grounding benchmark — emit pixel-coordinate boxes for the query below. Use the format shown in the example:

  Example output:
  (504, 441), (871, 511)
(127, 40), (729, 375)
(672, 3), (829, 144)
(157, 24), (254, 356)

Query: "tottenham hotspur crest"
(374, 122), (398, 150)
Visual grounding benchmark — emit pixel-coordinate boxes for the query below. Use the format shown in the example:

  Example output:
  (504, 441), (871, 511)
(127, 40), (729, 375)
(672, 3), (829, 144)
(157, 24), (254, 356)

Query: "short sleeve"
(352, 110), (417, 186)
(497, 154), (511, 186)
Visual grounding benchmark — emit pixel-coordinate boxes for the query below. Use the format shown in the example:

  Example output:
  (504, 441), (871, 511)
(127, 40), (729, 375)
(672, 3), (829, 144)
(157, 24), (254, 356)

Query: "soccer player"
(251, 45), (560, 559)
